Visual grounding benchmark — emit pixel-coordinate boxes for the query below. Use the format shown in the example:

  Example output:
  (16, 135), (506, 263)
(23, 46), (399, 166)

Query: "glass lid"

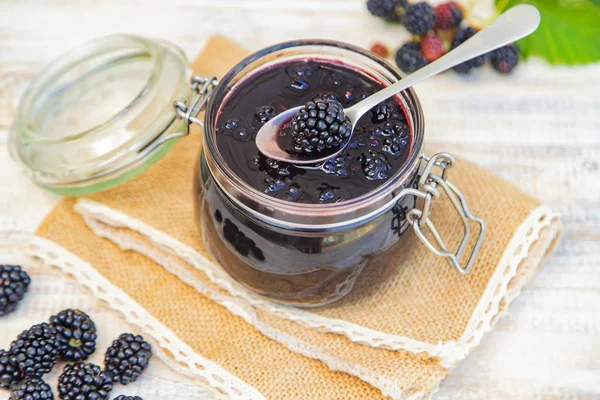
(9, 35), (191, 196)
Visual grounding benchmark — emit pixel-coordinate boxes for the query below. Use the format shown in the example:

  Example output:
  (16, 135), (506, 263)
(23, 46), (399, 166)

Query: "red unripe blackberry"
(435, 2), (464, 30)
(370, 42), (391, 58)
(421, 35), (446, 62)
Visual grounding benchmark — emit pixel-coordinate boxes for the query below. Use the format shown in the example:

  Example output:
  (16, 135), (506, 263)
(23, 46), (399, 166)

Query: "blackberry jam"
(215, 60), (412, 204)
(195, 40), (483, 307)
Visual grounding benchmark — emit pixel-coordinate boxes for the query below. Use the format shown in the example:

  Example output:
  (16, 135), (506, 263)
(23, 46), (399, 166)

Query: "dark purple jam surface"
(215, 59), (411, 204)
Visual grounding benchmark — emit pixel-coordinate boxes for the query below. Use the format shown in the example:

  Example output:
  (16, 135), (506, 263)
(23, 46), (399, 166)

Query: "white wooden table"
(1, 1), (599, 399)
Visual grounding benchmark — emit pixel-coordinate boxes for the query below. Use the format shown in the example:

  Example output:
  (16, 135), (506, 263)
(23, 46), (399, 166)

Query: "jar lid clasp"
(174, 76), (219, 135)
(406, 153), (486, 274)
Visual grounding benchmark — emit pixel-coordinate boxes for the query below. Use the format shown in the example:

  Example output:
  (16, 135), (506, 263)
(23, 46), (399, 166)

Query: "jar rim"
(202, 39), (425, 228)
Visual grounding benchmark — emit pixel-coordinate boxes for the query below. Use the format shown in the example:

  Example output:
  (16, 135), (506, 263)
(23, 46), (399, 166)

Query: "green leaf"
(495, 0), (600, 64)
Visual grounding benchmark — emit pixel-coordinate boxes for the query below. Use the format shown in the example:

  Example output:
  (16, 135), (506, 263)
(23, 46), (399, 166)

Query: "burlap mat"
(35, 36), (562, 399)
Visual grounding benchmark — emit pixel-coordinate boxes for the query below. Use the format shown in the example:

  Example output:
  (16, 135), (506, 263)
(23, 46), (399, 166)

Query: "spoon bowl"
(256, 4), (541, 165)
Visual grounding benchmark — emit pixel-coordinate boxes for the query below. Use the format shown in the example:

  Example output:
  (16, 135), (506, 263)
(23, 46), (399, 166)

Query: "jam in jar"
(194, 41), (484, 307)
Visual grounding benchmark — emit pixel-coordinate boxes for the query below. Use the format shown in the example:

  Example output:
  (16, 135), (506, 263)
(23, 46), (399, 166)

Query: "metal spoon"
(256, 4), (540, 165)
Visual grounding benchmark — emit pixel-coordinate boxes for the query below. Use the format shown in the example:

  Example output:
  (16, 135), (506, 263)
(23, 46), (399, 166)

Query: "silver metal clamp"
(406, 152), (486, 274)
(174, 75), (219, 135)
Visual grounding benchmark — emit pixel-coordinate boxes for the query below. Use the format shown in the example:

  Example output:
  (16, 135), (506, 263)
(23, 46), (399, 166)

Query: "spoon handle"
(345, 4), (541, 122)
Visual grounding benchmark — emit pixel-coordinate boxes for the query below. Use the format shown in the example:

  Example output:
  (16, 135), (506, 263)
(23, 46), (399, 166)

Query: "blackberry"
(290, 99), (351, 154)
(113, 396), (143, 400)
(402, 3), (436, 35)
(223, 219), (264, 258)
(1, 349), (22, 389)
(9, 377), (53, 400)
(395, 42), (428, 73)
(321, 154), (350, 177)
(284, 183), (302, 202)
(435, 2), (463, 30)
(50, 309), (97, 362)
(263, 175), (287, 194)
(0, 264), (31, 317)
(360, 150), (393, 181)
(219, 119), (240, 135)
(9, 323), (60, 377)
(451, 27), (486, 73)
(290, 77), (309, 91)
(317, 92), (340, 102)
(421, 35), (445, 62)
(317, 183), (344, 203)
(252, 247), (266, 262)
(254, 105), (275, 125)
(254, 155), (301, 179)
(214, 209), (223, 223)
(366, 0), (408, 21)
(286, 63), (313, 78)
(375, 120), (410, 138)
(371, 103), (390, 124)
(104, 334), (152, 385)
(382, 136), (409, 155)
(58, 363), (113, 400)
(491, 44), (519, 74)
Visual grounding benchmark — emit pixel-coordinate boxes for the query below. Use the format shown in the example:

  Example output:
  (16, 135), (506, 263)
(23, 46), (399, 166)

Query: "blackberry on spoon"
(290, 99), (352, 154)
(113, 396), (143, 400)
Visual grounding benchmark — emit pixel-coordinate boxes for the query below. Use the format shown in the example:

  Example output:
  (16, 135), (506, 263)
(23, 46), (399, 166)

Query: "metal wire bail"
(407, 153), (486, 274)
(174, 75), (219, 135)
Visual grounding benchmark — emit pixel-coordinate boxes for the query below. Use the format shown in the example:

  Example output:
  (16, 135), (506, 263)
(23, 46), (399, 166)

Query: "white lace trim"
(74, 199), (560, 367)
(0, 235), (266, 400)
(453, 205), (561, 366)
(73, 199), (560, 365)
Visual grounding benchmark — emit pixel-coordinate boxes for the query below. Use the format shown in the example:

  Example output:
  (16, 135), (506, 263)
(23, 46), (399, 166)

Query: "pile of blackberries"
(1, 265), (153, 400)
(366, 0), (520, 74)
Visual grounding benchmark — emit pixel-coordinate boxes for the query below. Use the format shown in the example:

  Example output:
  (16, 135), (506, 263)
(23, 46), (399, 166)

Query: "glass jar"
(10, 36), (485, 307)
(9, 35), (192, 195)
(193, 40), (486, 307)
